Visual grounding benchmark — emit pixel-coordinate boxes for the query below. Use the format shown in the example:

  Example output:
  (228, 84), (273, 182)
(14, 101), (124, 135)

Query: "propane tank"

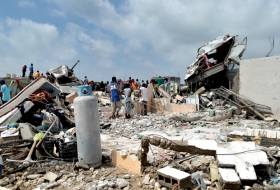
(74, 86), (101, 168)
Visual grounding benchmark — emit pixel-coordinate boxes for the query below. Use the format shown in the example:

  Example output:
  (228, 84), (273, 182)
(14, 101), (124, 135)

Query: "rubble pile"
(0, 39), (280, 189)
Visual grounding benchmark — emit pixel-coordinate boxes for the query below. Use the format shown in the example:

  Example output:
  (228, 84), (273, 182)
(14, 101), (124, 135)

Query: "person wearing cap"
(0, 79), (11, 104)
(156, 76), (163, 87)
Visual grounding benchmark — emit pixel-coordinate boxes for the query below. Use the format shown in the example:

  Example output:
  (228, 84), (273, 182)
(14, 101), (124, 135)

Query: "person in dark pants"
(29, 63), (34, 80)
(100, 81), (105, 92)
(139, 83), (148, 115)
(22, 65), (27, 77)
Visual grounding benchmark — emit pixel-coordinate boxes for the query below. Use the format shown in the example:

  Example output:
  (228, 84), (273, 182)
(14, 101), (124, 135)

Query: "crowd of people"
(91, 76), (165, 120)
(1, 64), (165, 119)
(82, 75), (163, 119)
(22, 63), (45, 80)
(107, 76), (149, 119)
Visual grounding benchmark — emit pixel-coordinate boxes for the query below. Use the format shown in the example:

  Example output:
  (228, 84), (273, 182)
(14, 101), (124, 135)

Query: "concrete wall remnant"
(239, 56), (280, 119)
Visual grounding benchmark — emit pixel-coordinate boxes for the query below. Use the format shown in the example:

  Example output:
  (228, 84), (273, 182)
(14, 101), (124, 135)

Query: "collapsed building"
(184, 34), (247, 90)
(0, 35), (279, 190)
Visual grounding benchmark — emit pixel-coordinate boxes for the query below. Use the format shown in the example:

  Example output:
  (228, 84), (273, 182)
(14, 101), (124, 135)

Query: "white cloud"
(48, 9), (66, 18)
(18, 0), (37, 9)
(0, 0), (279, 82)
(79, 32), (118, 59)
(0, 18), (78, 75)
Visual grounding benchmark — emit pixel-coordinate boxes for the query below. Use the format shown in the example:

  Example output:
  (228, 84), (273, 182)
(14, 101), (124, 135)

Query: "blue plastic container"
(78, 85), (92, 96)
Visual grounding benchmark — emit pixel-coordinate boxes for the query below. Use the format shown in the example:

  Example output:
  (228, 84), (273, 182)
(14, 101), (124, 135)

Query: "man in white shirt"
(139, 83), (148, 115)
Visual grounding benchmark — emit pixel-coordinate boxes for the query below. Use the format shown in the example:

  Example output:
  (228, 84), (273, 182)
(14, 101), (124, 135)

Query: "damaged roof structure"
(0, 34), (280, 190)
(184, 34), (247, 90)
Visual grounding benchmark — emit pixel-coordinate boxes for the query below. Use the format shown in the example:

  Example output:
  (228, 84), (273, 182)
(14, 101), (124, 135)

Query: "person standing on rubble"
(29, 63), (34, 80)
(139, 83), (148, 115)
(123, 83), (132, 119)
(109, 77), (122, 119)
(99, 81), (105, 92)
(117, 79), (124, 90)
(156, 76), (163, 87)
(22, 65), (27, 77)
(0, 79), (11, 105)
(34, 70), (40, 79)
(40, 73), (46, 78)
(136, 79), (141, 88)
(150, 79), (160, 96)
(131, 79), (138, 90)
(84, 76), (89, 85)
(128, 77), (132, 85)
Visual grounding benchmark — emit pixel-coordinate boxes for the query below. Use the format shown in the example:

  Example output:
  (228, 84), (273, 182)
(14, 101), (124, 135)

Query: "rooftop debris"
(184, 34), (247, 90)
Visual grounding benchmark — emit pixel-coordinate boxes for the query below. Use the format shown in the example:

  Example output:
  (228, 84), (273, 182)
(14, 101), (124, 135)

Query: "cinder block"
(218, 168), (241, 189)
(157, 166), (191, 189)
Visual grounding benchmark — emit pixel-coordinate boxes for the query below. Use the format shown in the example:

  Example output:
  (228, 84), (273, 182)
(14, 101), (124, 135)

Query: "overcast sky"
(0, 0), (279, 83)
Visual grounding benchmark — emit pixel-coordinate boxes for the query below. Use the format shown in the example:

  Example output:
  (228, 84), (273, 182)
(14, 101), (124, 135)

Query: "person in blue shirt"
(29, 63), (34, 80)
(109, 76), (121, 119)
(0, 79), (11, 104)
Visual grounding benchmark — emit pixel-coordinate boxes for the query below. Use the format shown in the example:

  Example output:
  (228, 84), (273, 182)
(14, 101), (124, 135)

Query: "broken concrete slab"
(216, 141), (269, 181)
(0, 78), (60, 118)
(43, 172), (58, 182)
(0, 101), (34, 127)
(19, 123), (36, 139)
(191, 87), (206, 98)
(210, 163), (218, 182)
(218, 168), (241, 189)
(200, 96), (210, 106)
(228, 129), (280, 147)
(158, 88), (172, 99)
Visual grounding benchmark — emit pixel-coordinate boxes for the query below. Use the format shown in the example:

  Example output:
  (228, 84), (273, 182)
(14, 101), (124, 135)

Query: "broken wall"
(239, 56), (280, 119)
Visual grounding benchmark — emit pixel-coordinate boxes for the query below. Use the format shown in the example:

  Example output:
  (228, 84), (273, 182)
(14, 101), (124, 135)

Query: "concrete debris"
(218, 168), (241, 189)
(0, 52), (279, 189)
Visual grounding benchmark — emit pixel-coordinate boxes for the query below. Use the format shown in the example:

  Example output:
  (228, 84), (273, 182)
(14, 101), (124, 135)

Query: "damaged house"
(184, 34), (247, 90)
